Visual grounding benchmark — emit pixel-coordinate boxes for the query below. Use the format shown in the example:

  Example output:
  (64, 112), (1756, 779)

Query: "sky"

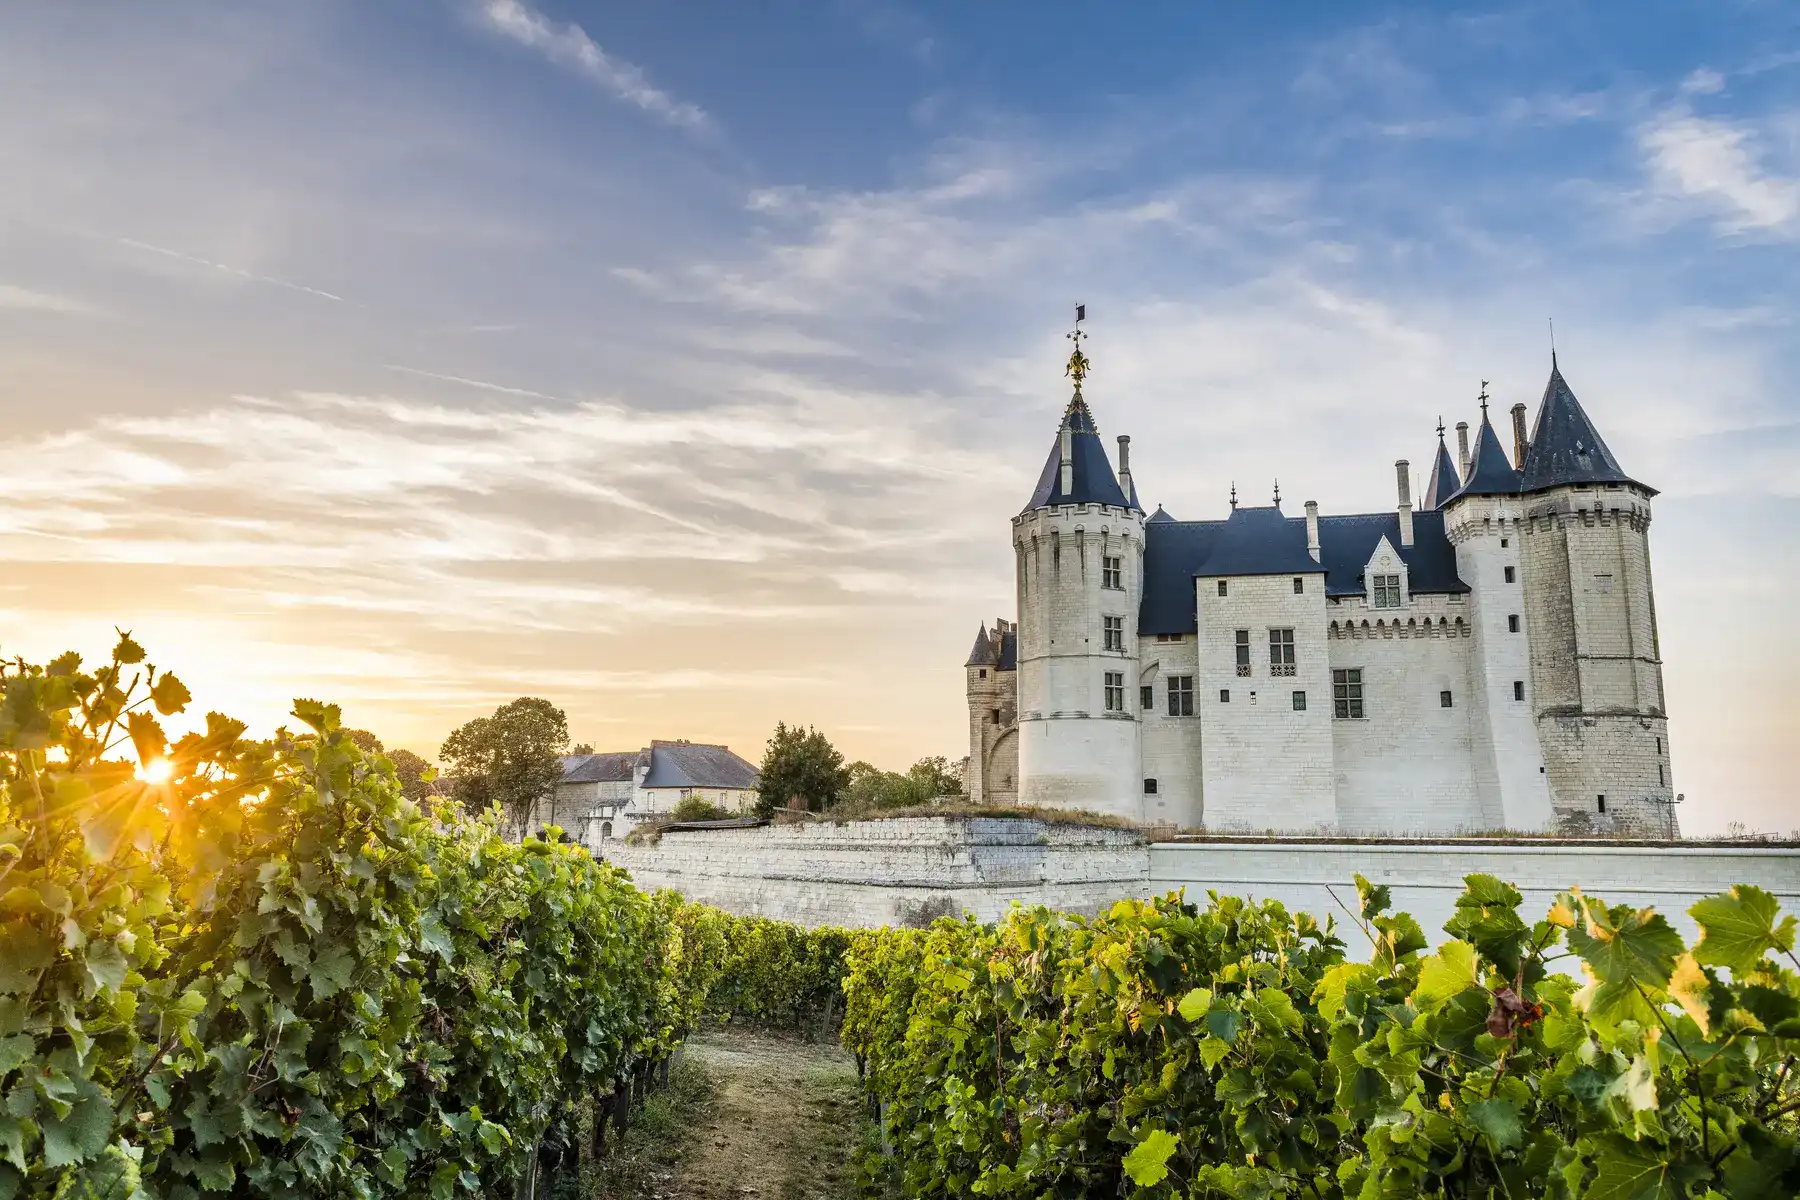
(2, 1), (1797, 834)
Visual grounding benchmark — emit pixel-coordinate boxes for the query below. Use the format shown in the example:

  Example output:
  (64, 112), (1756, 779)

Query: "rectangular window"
(1234, 629), (1251, 676)
(1219, 688), (1231, 703)
(1291, 690), (1306, 712)
(1217, 579), (1229, 597)
(1372, 574), (1402, 608)
(1103, 616), (1124, 651)
(1104, 671), (1124, 712)
(1156, 633), (1183, 643)
(1102, 555), (1123, 590)
(1501, 537), (1509, 548)
(978, 668), (987, 679)
(1513, 680), (1525, 701)
(991, 708), (1000, 724)
(1440, 690), (1453, 708)
(1656, 737), (1662, 755)
(1508, 614), (1521, 633)
(1658, 763), (1664, 786)
(1167, 675), (1194, 716)
(1143, 778), (1158, 795)
(1595, 574), (1614, 594)
(1504, 566), (1516, 583)
(1332, 668), (1364, 719)
(1140, 685), (1154, 710)
(1293, 577), (1304, 594)
(1269, 628), (1296, 676)
(1597, 795), (1606, 813)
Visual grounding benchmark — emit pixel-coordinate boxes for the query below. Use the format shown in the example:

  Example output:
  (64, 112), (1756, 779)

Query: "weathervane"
(1479, 380), (1490, 420)
(1273, 479), (1281, 506)
(1437, 416), (1446, 441)
(1065, 304), (1090, 394)
(1229, 481), (1238, 511)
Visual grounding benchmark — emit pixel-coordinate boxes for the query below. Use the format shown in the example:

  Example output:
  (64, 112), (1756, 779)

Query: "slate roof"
(1447, 415), (1522, 500)
(997, 628), (1016, 670)
(1146, 504), (1177, 525)
(1519, 360), (1651, 495)
(1421, 435), (1461, 510)
(640, 741), (760, 790)
(560, 752), (639, 784)
(1023, 393), (1137, 512)
(1138, 508), (1468, 636)
(965, 623), (1000, 667)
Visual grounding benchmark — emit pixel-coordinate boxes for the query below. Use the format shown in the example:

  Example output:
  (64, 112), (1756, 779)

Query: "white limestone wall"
(1137, 634), (1205, 828)
(607, 816), (1150, 929)
(1446, 497), (1555, 830)
(1327, 598), (1483, 833)
(1152, 839), (1800, 955)
(1194, 571), (1335, 830)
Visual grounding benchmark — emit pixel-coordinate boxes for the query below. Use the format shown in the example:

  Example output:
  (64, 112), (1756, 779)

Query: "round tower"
(1012, 313), (1146, 820)
(1516, 359), (1675, 837)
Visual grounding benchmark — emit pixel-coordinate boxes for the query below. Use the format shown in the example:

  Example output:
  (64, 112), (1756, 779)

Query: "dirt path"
(590, 1027), (865, 1200)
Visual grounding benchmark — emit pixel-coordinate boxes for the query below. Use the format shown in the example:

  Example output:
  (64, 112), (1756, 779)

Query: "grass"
(581, 1055), (714, 1198)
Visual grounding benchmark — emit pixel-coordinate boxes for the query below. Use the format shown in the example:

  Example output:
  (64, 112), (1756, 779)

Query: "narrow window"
(1658, 763), (1664, 786)
(1235, 629), (1251, 676)
(1104, 671), (1124, 712)
(1291, 691), (1306, 712)
(1501, 537), (1509, 548)
(978, 668), (987, 679)
(1293, 577), (1304, 594)
(1504, 566), (1516, 583)
(1332, 668), (1364, 719)
(1372, 574), (1402, 608)
(1102, 555), (1123, 590)
(991, 709), (1000, 724)
(1143, 778), (1159, 795)
(1103, 616), (1124, 652)
(601, 821), (613, 840)
(1597, 795), (1606, 813)
(1269, 628), (1296, 676)
(1513, 680), (1525, 701)
(1655, 737), (1662, 755)
(1140, 685), (1153, 710)
(1440, 690), (1453, 708)
(1219, 688), (1231, 703)
(1217, 579), (1228, 597)
(1508, 614), (1521, 633)
(1167, 676), (1194, 717)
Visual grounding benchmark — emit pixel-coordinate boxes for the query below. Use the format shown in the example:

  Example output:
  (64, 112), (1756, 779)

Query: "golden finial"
(1065, 304), (1090, 393)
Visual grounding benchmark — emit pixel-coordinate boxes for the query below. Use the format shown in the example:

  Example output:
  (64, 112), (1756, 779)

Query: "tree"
(906, 755), (964, 800)
(387, 748), (440, 803)
(839, 756), (966, 812)
(343, 727), (385, 754)
(754, 722), (848, 817)
(440, 697), (570, 836)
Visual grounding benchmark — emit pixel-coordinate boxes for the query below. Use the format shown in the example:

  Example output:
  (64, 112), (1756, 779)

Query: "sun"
(136, 757), (175, 785)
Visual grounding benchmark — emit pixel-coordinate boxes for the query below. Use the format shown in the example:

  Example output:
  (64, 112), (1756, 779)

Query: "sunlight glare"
(136, 757), (175, 785)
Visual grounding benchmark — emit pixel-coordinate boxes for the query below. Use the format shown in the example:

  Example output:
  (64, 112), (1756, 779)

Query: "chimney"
(1303, 500), (1321, 562)
(1395, 460), (1414, 547)
(1510, 403), (1529, 468)
(1059, 425), (1073, 496)
(1456, 421), (1471, 478)
(1117, 435), (1132, 503)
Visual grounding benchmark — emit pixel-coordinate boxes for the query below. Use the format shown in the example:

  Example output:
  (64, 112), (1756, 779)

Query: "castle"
(965, 318), (1676, 837)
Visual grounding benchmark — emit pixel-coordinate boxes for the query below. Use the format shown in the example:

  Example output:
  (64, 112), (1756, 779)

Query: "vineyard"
(6, 635), (1800, 1199)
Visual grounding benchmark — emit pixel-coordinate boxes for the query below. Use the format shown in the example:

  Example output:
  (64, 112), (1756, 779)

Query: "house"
(532, 740), (761, 848)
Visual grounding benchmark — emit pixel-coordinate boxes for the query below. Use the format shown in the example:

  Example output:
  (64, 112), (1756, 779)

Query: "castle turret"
(1421, 420), (1460, 510)
(1517, 358), (1675, 836)
(1441, 388), (1556, 831)
(1013, 311), (1146, 820)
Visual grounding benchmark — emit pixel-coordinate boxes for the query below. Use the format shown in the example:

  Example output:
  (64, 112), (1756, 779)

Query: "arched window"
(601, 821), (613, 841)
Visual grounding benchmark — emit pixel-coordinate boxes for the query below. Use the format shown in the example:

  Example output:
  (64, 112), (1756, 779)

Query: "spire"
(1021, 307), (1135, 512)
(1421, 418), (1462, 510)
(1446, 384), (1521, 501)
(965, 622), (999, 667)
(1518, 359), (1651, 495)
(1272, 479), (1281, 507)
(1229, 482), (1238, 511)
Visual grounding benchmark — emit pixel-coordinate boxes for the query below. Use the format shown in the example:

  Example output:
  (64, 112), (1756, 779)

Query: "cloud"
(476, 0), (710, 131)
(0, 284), (97, 315)
(116, 238), (346, 302)
(1638, 110), (1800, 235)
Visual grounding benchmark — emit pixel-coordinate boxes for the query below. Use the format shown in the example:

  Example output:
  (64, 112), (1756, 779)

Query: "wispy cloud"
(116, 238), (347, 302)
(0, 284), (98, 314)
(1639, 109), (1800, 235)
(476, 0), (710, 131)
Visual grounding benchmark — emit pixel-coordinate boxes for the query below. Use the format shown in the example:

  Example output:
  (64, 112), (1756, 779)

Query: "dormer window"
(1372, 574), (1402, 608)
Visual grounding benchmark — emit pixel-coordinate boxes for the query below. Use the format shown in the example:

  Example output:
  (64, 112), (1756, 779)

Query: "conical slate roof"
(1023, 393), (1135, 512)
(1146, 504), (1176, 524)
(1519, 360), (1651, 495)
(965, 623), (998, 667)
(1421, 433), (1461, 510)
(1448, 414), (1521, 500)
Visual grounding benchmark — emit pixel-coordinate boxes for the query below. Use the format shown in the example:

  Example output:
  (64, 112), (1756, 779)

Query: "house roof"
(640, 741), (760, 791)
(1447, 415), (1522, 500)
(997, 628), (1016, 670)
(1022, 393), (1136, 512)
(1138, 507), (1468, 635)
(560, 752), (639, 784)
(1146, 504), (1177, 525)
(1421, 435), (1461, 510)
(1519, 359), (1651, 495)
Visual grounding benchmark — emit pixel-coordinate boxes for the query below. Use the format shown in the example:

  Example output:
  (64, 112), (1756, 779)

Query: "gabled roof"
(1519, 359), (1652, 495)
(640, 741), (760, 790)
(1196, 505), (1322, 578)
(560, 752), (639, 784)
(1447, 415), (1521, 500)
(1421, 434), (1461, 510)
(965, 623), (999, 667)
(1138, 508), (1468, 635)
(1023, 393), (1136, 512)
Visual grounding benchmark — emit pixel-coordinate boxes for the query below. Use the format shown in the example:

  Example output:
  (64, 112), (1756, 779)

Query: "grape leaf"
(1691, 885), (1796, 977)
(1466, 1097), (1522, 1149)
(1121, 1127), (1179, 1186)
